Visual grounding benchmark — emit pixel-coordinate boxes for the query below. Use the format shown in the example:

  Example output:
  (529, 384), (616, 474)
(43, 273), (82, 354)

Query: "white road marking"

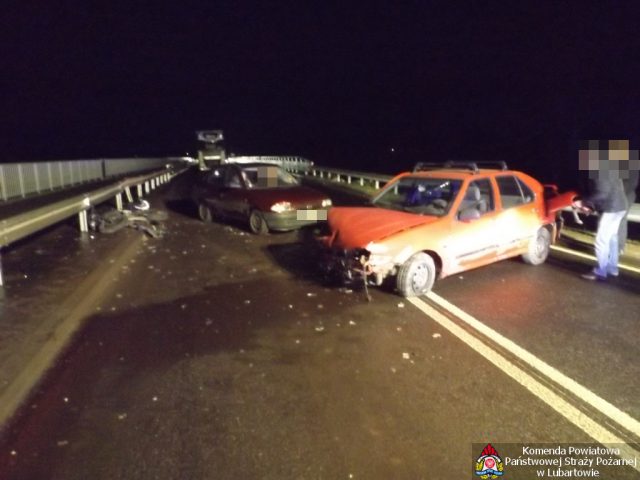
(551, 245), (640, 274)
(408, 296), (640, 471)
(424, 292), (640, 438)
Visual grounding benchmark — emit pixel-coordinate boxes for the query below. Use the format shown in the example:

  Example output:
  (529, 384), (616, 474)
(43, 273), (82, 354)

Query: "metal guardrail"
(303, 166), (392, 189)
(226, 155), (313, 172)
(0, 158), (178, 202)
(292, 165), (640, 223)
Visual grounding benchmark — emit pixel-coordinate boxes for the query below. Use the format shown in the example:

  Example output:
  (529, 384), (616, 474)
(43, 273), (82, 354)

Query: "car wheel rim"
(250, 213), (262, 231)
(535, 233), (547, 257)
(199, 205), (210, 221)
(412, 263), (429, 291)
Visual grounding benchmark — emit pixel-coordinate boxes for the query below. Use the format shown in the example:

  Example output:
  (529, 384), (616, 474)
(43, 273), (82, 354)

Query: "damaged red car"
(320, 162), (576, 297)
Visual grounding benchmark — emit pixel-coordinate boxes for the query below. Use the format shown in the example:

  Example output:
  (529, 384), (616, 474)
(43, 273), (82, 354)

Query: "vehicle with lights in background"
(192, 162), (332, 234)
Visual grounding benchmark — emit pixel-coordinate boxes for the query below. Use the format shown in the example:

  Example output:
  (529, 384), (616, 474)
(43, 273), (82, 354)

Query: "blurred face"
(578, 140), (639, 180)
(256, 166), (279, 187)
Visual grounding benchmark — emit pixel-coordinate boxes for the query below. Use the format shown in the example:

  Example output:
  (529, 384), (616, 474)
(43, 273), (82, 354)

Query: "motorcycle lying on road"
(89, 200), (168, 238)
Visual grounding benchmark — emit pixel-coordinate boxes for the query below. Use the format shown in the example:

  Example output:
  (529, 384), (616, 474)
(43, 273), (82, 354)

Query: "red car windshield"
(373, 177), (463, 216)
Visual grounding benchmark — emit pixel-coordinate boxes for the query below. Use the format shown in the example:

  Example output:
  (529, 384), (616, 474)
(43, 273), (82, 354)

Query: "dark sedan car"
(192, 163), (333, 234)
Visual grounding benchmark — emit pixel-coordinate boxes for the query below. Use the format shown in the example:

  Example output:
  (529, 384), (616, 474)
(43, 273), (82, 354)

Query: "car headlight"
(321, 198), (333, 208)
(271, 201), (293, 213)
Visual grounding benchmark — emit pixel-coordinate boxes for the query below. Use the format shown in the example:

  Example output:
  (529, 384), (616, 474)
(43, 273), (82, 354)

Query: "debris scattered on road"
(117, 413), (127, 420)
(56, 440), (69, 447)
(243, 299), (251, 305)
(288, 304), (294, 309)
(315, 325), (325, 332)
(402, 352), (410, 360)
(152, 396), (158, 402)
(306, 292), (317, 297)
(349, 320), (357, 326)
(181, 304), (187, 310)
(458, 275), (464, 280)
(396, 326), (402, 332)
(63, 397), (69, 403)
(397, 302), (405, 308)
(432, 333), (441, 338)
(10, 450), (17, 456)
(317, 304), (324, 309)
(205, 319), (213, 326)
(295, 339), (301, 344)
(390, 367), (397, 374)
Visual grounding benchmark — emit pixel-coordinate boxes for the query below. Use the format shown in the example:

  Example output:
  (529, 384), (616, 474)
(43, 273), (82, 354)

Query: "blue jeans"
(593, 211), (626, 277)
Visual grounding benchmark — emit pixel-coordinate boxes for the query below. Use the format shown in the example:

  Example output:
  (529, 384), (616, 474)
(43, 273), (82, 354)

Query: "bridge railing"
(0, 158), (179, 202)
(226, 156), (313, 172)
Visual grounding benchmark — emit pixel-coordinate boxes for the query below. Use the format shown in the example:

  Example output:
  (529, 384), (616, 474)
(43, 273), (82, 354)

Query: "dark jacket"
(622, 169), (639, 205)
(584, 177), (628, 213)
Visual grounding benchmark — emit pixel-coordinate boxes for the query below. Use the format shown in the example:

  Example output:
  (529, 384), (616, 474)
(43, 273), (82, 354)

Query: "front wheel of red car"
(397, 252), (436, 297)
(248, 210), (269, 235)
(522, 227), (551, 265)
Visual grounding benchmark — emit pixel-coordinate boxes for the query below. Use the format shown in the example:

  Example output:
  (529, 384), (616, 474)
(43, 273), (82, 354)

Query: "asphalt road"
(0, 174), (638, 479)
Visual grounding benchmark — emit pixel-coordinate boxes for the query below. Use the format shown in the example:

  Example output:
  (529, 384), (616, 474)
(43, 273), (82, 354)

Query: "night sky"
(3, 1), (640, 189)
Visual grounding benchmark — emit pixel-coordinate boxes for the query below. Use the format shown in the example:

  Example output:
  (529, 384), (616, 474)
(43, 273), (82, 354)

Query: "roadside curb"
(0, 233), (145, 432)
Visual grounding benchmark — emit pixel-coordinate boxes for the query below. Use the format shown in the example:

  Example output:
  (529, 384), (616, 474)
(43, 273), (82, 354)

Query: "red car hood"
(327, 207), (438, 248)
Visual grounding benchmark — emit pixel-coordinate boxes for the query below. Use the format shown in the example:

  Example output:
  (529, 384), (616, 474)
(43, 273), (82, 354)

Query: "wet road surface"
(0, 173), (638, 479)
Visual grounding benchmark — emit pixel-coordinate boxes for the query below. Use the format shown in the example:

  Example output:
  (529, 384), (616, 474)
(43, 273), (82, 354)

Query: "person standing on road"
(574, 141), (629, 280)
(618, 165), (639, 254)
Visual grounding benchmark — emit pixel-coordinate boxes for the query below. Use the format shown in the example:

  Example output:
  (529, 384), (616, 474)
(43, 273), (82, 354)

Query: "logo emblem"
(475, 443), (504, 478)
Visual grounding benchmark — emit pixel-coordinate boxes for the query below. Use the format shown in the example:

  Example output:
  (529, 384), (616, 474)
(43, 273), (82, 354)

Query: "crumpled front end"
(319, 235), (399, 287)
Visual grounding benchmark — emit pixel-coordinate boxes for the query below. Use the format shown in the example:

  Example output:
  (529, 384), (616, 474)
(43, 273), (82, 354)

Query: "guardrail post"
(359, 177), (364, 186)
(18, 164), (26, 198)
(116, 193), (123, 211)
(0, 166), (7, 201)
(375, 180), (380, 189)
(145, 181), (150, 194)
(78, 210), (89, 232)
(0, 250), (3, 287)
(125, 186), (133, 203)
(34, 164), (41, 194)
(137, 184), (143, 197)
(347, 175), (352, 184)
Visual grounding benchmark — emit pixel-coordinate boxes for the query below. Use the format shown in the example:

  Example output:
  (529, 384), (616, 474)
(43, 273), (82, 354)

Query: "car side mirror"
(458, 207), (481, 222)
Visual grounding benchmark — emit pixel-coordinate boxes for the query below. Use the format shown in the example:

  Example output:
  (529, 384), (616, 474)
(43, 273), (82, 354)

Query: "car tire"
(249, 210), (269, 235)
(396, 252), (436, 297)
(198, 203), (213, 223)
(522, 227), (551, 265)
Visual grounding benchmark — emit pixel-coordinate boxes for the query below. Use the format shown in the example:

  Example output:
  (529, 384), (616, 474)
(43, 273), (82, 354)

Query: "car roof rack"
(474, 161), (509, 170)
(412, 161), (509, 173)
